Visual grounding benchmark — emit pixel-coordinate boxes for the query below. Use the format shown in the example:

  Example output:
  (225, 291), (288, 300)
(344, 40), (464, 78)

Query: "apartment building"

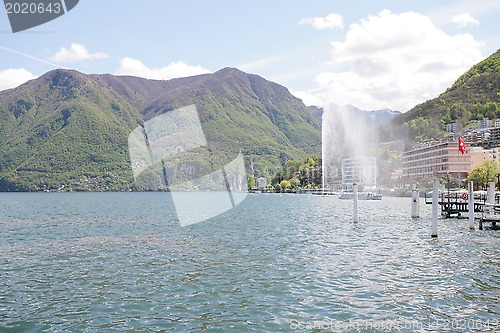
(445, 122), (462, 133)
(478, 118), (493, 129)
(341, 157), (377, 186)
(469, 146), (500, 166)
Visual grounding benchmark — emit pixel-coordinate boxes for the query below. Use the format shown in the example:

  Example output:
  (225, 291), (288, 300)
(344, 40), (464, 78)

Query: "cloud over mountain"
(115, 58), (211, 80)
(313, 10), (484, 112)
(0, 68), (37, 91)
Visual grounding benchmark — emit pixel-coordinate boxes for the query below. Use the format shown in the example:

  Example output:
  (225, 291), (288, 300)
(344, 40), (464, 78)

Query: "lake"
(0, 193), (498, 332)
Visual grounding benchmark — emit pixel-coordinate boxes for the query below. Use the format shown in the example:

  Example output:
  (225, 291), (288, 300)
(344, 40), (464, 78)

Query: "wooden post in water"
(411, 184), (420, 218)
(353, 183), (358, 223)
(468, 181), (474, 230)
(431, 179), (438, 238)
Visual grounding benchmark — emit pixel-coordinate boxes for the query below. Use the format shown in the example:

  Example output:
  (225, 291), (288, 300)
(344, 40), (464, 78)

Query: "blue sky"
(1, 0), (499, 112)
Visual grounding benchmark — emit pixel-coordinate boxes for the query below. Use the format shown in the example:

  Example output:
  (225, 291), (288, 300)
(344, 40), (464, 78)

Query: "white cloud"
(428, 0), (500, 26)
(291, 89), (324, 107)
(50, 43), (109, 63)
(313, 10), (484, 112)
(115, 57), (211, 80)
(0, 68), (37, 91)
(298, 12), (344, 30)
(452, 13), (480, 27)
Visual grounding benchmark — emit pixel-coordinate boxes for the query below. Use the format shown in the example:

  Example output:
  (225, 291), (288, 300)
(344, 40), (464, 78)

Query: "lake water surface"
(0, 193), (498, 332)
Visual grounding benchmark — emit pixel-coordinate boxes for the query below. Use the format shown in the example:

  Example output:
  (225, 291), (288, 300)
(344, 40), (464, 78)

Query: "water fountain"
(321, 104), (379, 192)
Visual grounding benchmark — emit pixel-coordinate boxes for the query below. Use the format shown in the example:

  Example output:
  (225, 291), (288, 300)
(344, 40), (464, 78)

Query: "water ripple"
(0, 193), (498, 332)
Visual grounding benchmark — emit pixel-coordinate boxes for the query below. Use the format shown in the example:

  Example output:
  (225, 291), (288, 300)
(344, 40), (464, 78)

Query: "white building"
(256, 177), (267, 189)
(478, 118), (492, 129)
(445, 123), (462, 133)
(341, 157), (377, 187)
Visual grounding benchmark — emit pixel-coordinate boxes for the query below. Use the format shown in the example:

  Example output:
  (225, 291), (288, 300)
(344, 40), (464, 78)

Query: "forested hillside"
(0, 68), (321, 191)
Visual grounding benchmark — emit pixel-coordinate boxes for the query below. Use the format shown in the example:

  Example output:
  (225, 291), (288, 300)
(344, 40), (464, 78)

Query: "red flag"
(458, 136), (466, 155)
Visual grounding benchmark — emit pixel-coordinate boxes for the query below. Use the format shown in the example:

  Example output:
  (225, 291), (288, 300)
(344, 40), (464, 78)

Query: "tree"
(442, 109), (452, 124)
(405, 117), (441, 141)
(280, 180), (291, 191)
(284, 160), (301, 179)
(247, 176), (256, 189)
(271, 170), (283, 186)
(467, 160), (500, 189)
(289, 178), (300, 189)
(450, 103), (466, 120)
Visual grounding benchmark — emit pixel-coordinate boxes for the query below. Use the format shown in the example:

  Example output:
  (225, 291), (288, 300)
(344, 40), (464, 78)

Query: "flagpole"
(458, 145), (461, 190)
(458, 136), (466, 190)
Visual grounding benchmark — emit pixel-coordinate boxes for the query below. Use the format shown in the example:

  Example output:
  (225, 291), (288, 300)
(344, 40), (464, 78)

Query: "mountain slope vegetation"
(0, 68), (321, 191)
(0, 70), (143, 190)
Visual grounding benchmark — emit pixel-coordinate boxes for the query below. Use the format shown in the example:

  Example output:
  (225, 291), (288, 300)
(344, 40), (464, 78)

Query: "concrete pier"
(353, 183), (358, 223)
(431, 179), (438, 238)
(411, 184), (420, 218)
(468, 181), (474, 230)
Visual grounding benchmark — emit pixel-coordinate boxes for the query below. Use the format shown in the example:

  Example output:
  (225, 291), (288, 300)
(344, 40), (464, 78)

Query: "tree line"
(248, 156), (322, 192)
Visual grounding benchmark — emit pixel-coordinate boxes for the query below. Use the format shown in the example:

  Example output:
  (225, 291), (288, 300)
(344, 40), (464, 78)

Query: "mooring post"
(411, 184), (420, 218)
(488, 182), (495, 204)
(353, 183), (358, 223)
(431, 179), (438, 237)
(440, 183), (446, 194)
(468, 181), (474, 230)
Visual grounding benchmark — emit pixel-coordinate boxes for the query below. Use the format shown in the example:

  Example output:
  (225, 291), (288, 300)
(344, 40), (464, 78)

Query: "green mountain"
(0, 68), (321, 191)
(384, 48), (500, 141)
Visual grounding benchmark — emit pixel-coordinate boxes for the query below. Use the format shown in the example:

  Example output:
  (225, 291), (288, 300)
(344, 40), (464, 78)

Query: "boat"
(339, 191), (382, 200)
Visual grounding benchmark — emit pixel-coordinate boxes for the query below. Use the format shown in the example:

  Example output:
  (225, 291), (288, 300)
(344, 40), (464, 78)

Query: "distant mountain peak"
(307, 104), (401, 127)
(214, 67), (244, 75)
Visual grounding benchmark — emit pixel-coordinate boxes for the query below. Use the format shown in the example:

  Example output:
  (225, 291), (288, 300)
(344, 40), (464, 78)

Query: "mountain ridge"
(307, 104), (401, 127)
